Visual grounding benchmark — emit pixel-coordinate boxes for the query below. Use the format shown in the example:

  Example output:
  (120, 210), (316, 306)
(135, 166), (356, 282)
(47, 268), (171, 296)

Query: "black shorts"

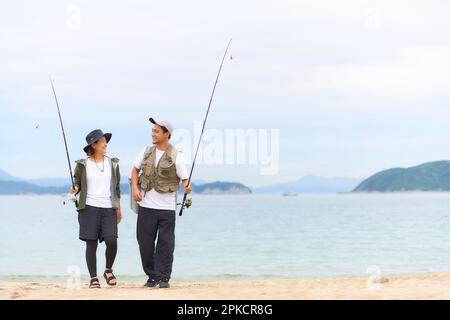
(78, 205), (118, 242)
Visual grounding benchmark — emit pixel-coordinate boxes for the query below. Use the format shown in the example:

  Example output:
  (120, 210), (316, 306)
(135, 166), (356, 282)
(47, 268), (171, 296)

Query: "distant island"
(5, 159), (450, 194)
(0, 168), (253, 195)
(0, 179), (252, 195)
(353, 160), (450, 192)
(0, 169), (363, 195)
(192, 181), (251, 194)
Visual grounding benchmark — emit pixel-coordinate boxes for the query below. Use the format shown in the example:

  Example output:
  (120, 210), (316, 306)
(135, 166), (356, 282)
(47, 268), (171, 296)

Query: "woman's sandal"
(103, 269), (117, 286)
(89, 277), (101, 288)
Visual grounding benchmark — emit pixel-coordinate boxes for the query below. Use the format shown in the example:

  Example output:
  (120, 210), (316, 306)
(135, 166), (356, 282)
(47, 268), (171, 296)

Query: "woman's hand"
(116, 208), (122, 224)
(70, 186), (79, 194)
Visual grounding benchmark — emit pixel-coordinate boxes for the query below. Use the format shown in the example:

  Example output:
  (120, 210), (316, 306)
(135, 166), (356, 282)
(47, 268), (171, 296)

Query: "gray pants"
(136, 206), (176, 281)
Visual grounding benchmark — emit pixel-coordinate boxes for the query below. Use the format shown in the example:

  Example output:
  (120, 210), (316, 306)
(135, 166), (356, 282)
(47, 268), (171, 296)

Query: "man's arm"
(116, 164), (122, 223)
(182, 179), (191, 194)
(175, 152), (191, 194)
(116, 164), (121, 199)
(131, 166), (143, 201)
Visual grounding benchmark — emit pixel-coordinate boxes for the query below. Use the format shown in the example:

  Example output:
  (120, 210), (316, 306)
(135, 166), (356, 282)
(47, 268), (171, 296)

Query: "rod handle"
(178, 193), (188, 216)
(71, 184), (79, 208)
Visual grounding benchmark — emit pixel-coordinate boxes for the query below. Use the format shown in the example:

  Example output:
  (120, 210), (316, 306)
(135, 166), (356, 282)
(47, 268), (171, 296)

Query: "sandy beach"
(1, 273), (450, 300)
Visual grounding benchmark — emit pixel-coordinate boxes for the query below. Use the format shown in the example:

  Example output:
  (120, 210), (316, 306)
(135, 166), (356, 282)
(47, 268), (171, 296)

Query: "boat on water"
(282, 192), (298, 196)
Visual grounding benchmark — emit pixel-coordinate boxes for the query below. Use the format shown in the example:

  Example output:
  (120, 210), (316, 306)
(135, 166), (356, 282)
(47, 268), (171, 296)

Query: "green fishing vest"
(138, 144), (180, 194)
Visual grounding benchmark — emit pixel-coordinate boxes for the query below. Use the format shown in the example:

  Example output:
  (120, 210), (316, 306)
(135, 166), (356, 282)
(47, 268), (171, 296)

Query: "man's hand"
(133, 187), (143, 202)
(183, 180), (191, 194)
(70, 186), (78, 194)
(116, 207), (122, 224)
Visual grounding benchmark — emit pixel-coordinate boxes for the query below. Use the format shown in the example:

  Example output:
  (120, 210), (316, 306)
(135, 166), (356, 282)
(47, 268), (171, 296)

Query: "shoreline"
(2, 272), (450, 300)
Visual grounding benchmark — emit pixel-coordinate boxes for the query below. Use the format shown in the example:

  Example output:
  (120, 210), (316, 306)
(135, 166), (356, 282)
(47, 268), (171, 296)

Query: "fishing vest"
(138, 144), (180, 194)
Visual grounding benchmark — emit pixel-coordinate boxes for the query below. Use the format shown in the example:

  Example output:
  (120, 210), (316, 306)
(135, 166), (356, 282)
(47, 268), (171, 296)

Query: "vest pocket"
(158, 182), (179, 193)
(158, 163), (176, 178)
(139, 175), (150, 191)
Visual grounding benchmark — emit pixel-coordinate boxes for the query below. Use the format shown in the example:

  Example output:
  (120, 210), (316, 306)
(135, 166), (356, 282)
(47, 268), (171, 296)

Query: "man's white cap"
(149, 117), (174, 134)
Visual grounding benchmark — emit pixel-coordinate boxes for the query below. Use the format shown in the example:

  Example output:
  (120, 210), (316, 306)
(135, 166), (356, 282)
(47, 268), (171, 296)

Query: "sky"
(1, 0), (450, 187)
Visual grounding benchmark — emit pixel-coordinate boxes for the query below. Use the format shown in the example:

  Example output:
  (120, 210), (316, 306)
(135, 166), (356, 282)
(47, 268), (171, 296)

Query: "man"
(131, 117), (191, 288)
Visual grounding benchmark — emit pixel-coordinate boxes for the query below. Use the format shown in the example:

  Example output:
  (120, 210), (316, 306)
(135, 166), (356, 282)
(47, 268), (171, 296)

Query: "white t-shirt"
(134, 146), (189, 211)
(85, 157), (112, 208)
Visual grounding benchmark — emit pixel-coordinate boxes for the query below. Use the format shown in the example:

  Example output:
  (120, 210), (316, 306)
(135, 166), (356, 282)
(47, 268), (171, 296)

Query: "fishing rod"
(178, 39), (232, 216)
(49, 75), (78, 207)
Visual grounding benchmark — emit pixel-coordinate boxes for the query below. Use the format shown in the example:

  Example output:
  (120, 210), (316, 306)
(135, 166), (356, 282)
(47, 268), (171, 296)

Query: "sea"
(1, 193), (450, 283)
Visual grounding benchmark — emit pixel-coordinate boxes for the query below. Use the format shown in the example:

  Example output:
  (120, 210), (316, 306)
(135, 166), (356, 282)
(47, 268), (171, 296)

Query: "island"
(353, 160), (450, 192)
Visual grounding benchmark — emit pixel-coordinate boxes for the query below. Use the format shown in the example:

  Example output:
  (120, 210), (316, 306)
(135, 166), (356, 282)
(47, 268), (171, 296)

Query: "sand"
(1, 273), (450, 300)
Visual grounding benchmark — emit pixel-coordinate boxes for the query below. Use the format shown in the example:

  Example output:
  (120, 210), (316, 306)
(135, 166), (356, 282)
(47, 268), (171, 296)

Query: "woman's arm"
(71, 163), (82, 194)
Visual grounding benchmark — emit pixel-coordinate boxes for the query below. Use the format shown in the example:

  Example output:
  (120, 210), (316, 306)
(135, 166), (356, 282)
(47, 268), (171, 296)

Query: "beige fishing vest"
(138, 144), (180, 194)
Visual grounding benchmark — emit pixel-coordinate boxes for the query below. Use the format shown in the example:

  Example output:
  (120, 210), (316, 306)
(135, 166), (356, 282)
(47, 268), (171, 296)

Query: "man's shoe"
(158, 278), (170, 288)
(144, 278), (158, 288)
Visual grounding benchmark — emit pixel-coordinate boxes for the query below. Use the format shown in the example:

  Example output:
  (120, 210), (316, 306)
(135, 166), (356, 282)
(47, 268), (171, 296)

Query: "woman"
(70, 129), (122, 288)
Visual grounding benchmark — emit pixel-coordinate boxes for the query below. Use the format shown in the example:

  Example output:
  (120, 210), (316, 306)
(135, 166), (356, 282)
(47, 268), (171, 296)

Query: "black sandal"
(103, 269), (117, 286)
(89, 277), (101, 288)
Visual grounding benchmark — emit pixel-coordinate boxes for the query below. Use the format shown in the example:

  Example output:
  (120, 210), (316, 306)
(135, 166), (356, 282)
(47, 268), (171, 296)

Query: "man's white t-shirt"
(85, 157), (112, 208)
(134, 146), (189, 211)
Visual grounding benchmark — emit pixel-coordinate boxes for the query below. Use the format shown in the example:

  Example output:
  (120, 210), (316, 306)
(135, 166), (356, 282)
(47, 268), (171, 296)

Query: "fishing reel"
(177, 198), (192, 209)
(63, 193), (78, 206)
(184, 198), (192, 208)
(68, 193), (77, 202)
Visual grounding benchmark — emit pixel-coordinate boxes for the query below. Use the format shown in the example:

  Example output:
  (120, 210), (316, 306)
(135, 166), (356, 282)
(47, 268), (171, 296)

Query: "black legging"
(85, 239), (117, 278)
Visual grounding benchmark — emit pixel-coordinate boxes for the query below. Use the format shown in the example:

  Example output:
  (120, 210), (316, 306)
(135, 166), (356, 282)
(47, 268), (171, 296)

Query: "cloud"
(2, 1), (450, 185)
(309, 46), (450, 98)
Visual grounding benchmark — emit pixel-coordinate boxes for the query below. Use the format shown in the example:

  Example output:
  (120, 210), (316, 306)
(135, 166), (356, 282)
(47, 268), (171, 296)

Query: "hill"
(353, 161), (450, 192)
